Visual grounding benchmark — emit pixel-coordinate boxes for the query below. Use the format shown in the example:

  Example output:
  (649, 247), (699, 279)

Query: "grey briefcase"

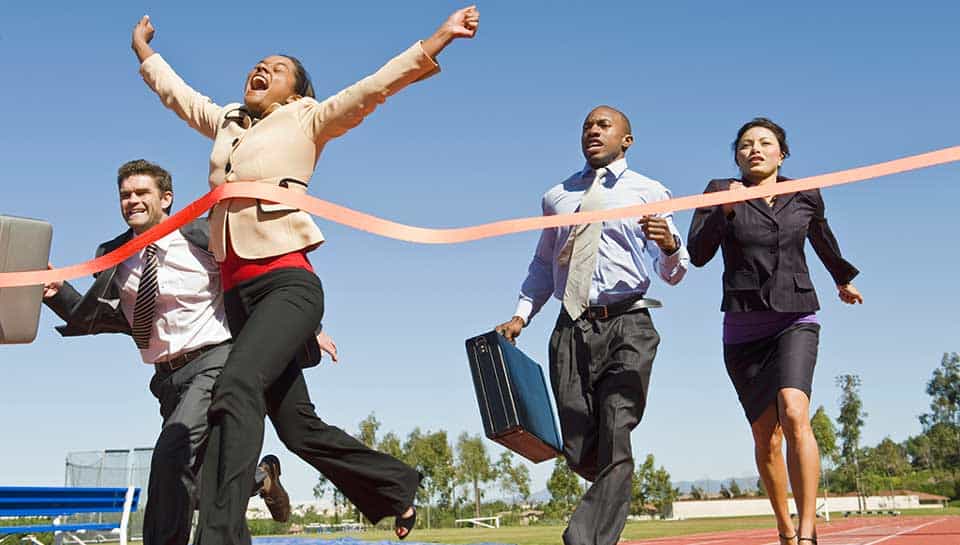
(0, 215), (53, 344)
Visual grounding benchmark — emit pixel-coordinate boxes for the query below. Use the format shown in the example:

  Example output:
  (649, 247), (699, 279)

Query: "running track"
(622, 516), (960, 545)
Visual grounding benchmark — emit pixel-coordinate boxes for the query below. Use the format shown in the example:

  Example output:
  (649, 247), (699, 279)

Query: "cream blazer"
(140, 43), (439, 261)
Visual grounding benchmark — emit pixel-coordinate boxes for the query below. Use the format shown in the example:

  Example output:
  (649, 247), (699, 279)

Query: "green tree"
(690, 485), (706, 500)
(755, 479), (766, 497)
(404, 428), (455, 528)
(728, 479), (743, 498)
(631, 455), (656, 515)
(631, 455), (677, 518)
(811, 405), (839, 499)
(313, 473), (329, 514)
(719, 482), (732, 499)
(811, 405), (839, 466)
(920, 353), (960, 467)
(547, 457), (582, 512)
(357, 412), (381, 448)
(455, 433), (498, 517)
(905, 433), (935, 470)
(836, 374), (867, 511)
(647, 466), (679, 517)
(378, 431), (404, 460)
(869, 437), (910, 476)
(495, 451), (531, 503)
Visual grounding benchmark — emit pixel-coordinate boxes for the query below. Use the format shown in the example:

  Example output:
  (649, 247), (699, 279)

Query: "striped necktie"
(561, 167), (608, 320)
(131, 244), (159, 349)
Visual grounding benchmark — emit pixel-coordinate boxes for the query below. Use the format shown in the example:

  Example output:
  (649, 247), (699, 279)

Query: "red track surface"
(621, 516), (960, 545)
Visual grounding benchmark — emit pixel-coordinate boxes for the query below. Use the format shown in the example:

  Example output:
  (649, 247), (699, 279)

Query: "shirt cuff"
(139, 52), (163, 74)
(414, 41), (442, 80)
(659, 243), (683, 268)
(513, 299), (533, 325)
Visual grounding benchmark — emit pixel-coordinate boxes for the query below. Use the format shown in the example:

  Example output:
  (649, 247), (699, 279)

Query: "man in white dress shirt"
(42, 160), (332, 545)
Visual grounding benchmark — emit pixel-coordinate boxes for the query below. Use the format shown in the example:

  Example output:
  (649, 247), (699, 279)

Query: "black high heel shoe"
(394, 507), (416, 540)
(779, 534), (797, 544)
(798, 536), (817, 544)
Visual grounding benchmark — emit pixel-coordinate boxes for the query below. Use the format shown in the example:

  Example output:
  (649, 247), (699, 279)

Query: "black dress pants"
(548, 308), (660, 545)
(195, 268), (419, 545)
(143, 343), (267, 545)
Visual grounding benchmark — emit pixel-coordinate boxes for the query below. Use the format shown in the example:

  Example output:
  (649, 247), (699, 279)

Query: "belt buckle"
(159, 352), (189, 373)
(588, 305), (608, 320)
(169, 354), (188, 370)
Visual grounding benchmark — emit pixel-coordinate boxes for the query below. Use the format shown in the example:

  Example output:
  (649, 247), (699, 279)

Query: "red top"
(221, 240), (314, 292)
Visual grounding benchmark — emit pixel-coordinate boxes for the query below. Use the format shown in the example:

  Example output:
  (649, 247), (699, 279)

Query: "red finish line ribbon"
(1, 145), (958, 288)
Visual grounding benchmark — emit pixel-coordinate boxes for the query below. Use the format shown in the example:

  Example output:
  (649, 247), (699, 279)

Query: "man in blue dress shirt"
(496, 106), (689, 545)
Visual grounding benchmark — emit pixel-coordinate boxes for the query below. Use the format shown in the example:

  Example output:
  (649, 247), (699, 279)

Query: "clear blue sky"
(1, 1), (958, 502)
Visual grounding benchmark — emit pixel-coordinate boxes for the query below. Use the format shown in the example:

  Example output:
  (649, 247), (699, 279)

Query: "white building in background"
(670, 490), (948, 520)
(246, 497), (334, 520)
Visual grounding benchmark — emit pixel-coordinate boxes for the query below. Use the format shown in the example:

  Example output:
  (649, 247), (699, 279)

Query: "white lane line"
(755, 521), (899, 545)
(860, 518), (946, 545)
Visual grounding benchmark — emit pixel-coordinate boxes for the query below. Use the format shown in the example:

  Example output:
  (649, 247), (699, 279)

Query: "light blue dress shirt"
(514, 158), (689, 323)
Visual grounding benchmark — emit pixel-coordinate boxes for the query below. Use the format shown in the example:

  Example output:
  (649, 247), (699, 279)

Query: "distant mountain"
(494, 477), (763, 505)
(674, 476), (760, 495)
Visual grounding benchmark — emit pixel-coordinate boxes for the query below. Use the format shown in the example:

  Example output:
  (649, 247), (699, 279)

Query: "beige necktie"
(561, 167), (608, 320)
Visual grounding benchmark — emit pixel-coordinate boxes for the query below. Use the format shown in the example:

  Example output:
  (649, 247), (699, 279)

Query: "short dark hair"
(732, 117), (790, 165)
(117, 159), (174, 213)
(592, 105), (632, 135)
(280, 55), (315, 99)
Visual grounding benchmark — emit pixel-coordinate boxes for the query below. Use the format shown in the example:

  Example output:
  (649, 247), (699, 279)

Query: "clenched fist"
(131, 15), (157, 63)
(422, 5), (480, 58)
(639, 216), (678, 254)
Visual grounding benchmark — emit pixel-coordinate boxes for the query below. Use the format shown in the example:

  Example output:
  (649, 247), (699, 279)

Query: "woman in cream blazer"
(131, 7), (479, 543)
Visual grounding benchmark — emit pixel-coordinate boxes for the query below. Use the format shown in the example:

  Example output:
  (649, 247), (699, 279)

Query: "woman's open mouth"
(250, 74), (269, 91)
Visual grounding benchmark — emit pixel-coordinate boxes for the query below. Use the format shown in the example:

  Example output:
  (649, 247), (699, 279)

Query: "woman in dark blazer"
(687, 118), (863, 545)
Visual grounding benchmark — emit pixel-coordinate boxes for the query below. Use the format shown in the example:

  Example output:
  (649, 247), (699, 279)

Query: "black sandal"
(798, 537), (817, 544)
(394, 507), (416, 540)
(779, 534), (797, 544)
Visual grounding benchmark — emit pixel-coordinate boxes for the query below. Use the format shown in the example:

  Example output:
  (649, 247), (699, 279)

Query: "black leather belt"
(584, 295), (663, 320)
(155, 341), (228, 373)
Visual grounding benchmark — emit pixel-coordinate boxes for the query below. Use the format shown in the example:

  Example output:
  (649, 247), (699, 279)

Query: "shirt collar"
(579, 158), (628, 184)
(144, 226), (181, 254)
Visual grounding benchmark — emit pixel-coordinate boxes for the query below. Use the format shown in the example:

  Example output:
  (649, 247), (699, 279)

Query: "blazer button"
(225, 161), (232, 173)
(769, 247), (776, 254)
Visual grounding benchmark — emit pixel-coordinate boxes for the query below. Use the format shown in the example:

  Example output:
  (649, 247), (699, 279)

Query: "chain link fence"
(64, 448), (153, 538)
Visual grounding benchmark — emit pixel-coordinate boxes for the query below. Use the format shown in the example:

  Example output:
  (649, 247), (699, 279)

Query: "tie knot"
(144, 244), (158, 258)
(591, 167), (608, 182)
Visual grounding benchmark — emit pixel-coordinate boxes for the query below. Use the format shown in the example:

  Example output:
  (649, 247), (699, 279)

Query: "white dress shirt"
(514, 158), (690, 324)
(116, 229), (231, 364)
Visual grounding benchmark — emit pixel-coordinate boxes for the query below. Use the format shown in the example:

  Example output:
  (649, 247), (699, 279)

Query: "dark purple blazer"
(687, 177), (859, 312)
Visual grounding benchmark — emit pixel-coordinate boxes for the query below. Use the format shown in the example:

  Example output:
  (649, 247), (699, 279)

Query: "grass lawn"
(266, 509), (960, 545)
